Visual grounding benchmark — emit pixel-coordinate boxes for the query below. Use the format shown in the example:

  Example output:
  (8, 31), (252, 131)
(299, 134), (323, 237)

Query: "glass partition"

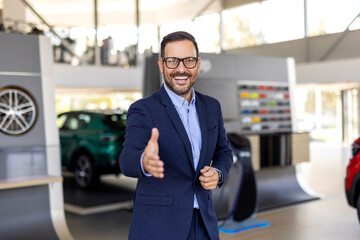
(295, 86), (343, 142)
(342, 89), (359, 143)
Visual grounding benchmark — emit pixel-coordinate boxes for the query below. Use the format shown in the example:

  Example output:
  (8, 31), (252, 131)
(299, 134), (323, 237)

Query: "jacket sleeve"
(211, 100), (233, 188)
(119, 101), (153, 178)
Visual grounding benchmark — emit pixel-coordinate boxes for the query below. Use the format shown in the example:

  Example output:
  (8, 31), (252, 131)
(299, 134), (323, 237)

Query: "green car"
(57, 110), (126, 188)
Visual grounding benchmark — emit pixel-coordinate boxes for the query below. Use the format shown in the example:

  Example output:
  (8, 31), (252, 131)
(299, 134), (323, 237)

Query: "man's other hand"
(143, 128), (164, 178)
(199, 166), (219, 190)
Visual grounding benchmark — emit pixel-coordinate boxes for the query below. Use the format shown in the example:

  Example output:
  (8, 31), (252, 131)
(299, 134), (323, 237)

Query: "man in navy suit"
(120, 31), (233, 240)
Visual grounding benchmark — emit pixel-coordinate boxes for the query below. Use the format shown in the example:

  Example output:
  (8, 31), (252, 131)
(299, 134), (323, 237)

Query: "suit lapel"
(159, 86), (195, 173)
(195, 93), (208, 175)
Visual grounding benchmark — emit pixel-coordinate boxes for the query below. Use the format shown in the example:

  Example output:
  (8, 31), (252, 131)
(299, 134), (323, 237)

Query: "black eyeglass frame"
(161, 57), (199, 69)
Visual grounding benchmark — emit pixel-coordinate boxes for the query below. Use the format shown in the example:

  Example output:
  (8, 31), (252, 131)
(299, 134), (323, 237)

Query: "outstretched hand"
(199, 166), (219, 190)
(143, 128), (164, 178)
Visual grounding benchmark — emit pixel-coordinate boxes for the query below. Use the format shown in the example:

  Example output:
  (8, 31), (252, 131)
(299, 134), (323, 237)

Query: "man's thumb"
(149, 128), (159, 144)
(201, 166), (211, 173)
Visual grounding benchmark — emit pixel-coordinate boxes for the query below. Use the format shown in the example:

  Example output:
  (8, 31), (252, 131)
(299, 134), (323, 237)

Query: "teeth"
(174, 76), (188, 80)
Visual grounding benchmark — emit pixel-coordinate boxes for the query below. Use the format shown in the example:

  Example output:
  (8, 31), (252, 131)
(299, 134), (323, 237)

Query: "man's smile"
(174, 76), (189, 84)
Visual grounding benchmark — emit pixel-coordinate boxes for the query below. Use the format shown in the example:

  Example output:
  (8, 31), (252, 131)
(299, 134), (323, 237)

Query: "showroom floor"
(64, 141), (360, 240)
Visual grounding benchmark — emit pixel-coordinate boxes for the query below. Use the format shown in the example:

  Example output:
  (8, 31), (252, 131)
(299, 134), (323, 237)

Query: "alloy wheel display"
(0, 86), (38, 135)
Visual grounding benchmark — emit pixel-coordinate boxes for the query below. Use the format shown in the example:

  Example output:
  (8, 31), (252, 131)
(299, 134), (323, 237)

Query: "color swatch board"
(238, 81), (292, 134)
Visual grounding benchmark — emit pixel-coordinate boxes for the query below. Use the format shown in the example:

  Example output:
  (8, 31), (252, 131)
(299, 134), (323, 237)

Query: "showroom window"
(261, 0), (305, 43)
(222, 0), (304, 49)
(307, 0), (360, 36)
(319, 90), (342, 142)
(193, 13), (221, 53)
(295, 87), (342, 142)
(295, 88), (316, 132)
(222, 3), (263, 49)
(159, 13), (221, 53)
(55, 89), (141, 115)
(160, 19), (194, 42)
(138, 24), (159, 53)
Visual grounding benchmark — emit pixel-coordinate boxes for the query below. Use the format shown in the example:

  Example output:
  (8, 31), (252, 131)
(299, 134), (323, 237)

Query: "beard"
(163, 71), (196, 96)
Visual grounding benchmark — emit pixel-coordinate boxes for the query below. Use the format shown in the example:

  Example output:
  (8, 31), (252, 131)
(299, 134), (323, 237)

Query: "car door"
(59, 113), (81, 167)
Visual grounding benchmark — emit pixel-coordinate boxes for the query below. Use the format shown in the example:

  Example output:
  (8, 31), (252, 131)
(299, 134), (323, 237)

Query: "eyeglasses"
(162, 57), (198, 69)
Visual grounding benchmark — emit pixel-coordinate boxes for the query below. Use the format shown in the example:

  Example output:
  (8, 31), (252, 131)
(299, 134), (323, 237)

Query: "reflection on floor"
(64, 141), (360, 240)
(255, 166), (319, 212)
(63, 176), (134, 215)
(65, 209), (132, 240)
(64, 175), (135, 240)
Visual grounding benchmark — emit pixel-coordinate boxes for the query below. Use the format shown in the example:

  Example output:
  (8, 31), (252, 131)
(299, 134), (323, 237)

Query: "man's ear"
(158, 58), (164, 74)
(197, 57), (201, 74)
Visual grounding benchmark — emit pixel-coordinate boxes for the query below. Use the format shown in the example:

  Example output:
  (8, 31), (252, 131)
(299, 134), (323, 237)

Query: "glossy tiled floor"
(65, 141), (360, 240)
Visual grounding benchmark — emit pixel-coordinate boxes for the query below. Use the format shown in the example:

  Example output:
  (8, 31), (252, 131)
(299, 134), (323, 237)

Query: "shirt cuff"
(213, 168), (223, 185)
(140, 152), (152, 177)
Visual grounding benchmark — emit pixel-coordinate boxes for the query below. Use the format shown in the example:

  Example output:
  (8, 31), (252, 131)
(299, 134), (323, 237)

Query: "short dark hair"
(160, 31), (199, 58)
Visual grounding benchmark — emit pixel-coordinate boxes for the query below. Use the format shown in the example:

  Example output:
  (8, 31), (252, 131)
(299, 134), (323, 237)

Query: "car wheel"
(74, 154), (98, 188)
(357, 195), (360, 223)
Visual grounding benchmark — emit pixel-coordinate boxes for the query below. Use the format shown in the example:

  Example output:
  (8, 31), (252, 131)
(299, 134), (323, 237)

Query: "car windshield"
(102, 114), (126, 129)
(57, 114), (67, 129)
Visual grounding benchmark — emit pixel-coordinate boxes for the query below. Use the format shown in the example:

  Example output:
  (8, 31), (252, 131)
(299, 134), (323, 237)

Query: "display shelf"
(0, 145), (59, 180)
(0, 175), (62, 190)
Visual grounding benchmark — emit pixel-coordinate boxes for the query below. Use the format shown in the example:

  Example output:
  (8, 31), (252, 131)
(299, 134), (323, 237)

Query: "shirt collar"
(163, 83), (196, 109)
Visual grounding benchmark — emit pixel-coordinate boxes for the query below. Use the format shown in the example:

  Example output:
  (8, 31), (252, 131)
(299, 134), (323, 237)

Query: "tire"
(357, 195), (360, 223)
(74, 153), (98, 188)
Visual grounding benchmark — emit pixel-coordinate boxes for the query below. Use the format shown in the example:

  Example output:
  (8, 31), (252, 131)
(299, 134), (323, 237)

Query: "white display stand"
(0, 32), (73, 240)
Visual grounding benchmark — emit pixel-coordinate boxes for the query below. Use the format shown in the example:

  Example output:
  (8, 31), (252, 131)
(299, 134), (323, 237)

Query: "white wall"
(228, 29), (360, 64)
(296, 57), (360, 84)
(52, 55), (360, 90)
(53, 64), (142, 90)
(226, 29), (360, 85)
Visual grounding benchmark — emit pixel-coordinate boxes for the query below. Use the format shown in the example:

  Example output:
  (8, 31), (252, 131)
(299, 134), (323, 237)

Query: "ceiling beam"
(24, 0), (260, 27)
(222, 0), (263, 9)
(192, 0), (219, 21)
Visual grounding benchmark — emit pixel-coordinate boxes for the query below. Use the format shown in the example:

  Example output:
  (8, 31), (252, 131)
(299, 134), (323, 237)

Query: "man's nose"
(176, 60), (187, 71)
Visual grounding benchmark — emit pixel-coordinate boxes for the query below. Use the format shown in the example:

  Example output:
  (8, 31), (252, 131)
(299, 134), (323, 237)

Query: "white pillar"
(219, 11), (224, 52)
(315, 89), (322, 131)
(3, 0), (27, 33)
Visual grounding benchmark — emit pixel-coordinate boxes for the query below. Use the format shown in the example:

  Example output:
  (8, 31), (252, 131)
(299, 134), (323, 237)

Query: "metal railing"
(19, 0), (85, 64)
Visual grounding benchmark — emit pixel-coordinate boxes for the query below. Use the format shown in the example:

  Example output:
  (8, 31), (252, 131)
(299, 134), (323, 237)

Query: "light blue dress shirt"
(163, 84), (202, 209)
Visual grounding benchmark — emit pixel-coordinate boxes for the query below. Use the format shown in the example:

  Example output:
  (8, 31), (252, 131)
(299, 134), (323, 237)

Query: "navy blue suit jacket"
(120, 85), (233, 240)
